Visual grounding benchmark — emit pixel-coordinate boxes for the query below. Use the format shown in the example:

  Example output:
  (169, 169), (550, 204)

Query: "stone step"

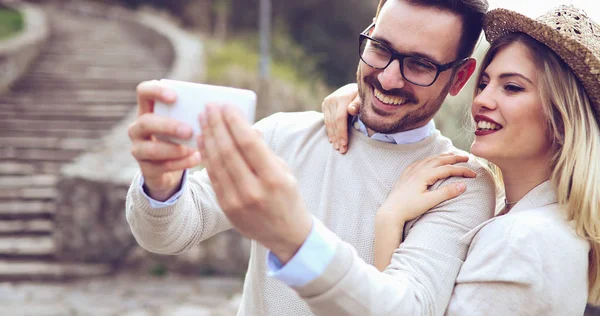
(0, 119), (115, 132)
(38, 46), (156, 56)
(36, 55), (165, 66)
(43, 45), (150, 55)
(0, 90), (135, 101)
(0, 260), (111, 280)
(36, 59), (165, 69)
(29, 69), (161, 80)
(22, 69), (160, 81)
(0, 97), (134, 106)
(39, 53), (154, 65)
(45, 33), (148, 44)
(32, 52), (155, 61)
(0, 187), (58, 200)
(0, 129), (105, 139)
(47, 30), (141, 40)
(0, 236), (55, 256)
(0, 147), (81, 162)
(0, 161), (62, 175)
(0, 175), (58, 188)
(49, 32), (138, 40)
(0, 110), (127, 120)
(0, 162), (36, 175)
(0, 201), (56, 217)
(5, 80), (144, 90)
(31, 65), (164, 75)
(48, 30), (140, 40)
(0, 136), (94, 151)
(0, 219), (54, 234)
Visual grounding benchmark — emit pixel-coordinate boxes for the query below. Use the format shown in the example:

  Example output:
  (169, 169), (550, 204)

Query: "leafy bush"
(0, 7), (24, 40)
(203, 35), (331, 120)
(101, 0), (376, 87)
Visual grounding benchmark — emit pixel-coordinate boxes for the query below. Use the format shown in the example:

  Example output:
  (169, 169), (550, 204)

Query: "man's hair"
(375, 0), (488, 59)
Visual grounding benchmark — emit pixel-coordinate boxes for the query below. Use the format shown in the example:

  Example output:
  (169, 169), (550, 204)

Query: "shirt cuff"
(267, 217), (336, 287)
(139, 170), (188, 208)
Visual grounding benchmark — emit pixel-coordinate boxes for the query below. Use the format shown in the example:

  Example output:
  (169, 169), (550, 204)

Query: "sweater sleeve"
(125, 168), (231, 255)
(291, 161), (497, 316)
(125, 112), (282, 255)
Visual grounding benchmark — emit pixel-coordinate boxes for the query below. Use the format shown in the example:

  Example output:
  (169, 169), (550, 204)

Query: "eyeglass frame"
(358, 22), (468, 87)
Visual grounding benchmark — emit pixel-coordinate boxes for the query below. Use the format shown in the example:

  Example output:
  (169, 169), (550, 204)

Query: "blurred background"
(0, 0), (598, 315)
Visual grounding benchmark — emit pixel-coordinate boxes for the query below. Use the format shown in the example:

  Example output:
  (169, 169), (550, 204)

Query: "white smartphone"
(153, 79), (257, 148)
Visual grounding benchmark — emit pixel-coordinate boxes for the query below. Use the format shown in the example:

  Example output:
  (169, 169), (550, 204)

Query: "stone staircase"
(0, 4), (169, 280)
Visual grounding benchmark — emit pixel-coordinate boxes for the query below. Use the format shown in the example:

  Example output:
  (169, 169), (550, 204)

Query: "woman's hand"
(322, 83), (361, 154)
(378, 153), (477, 225)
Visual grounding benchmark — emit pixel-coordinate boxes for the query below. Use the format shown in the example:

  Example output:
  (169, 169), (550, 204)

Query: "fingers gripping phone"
(153, 79), (257, 148)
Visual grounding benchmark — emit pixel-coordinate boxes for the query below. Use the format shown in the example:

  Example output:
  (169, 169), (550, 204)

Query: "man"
(126, 0), (495, 315)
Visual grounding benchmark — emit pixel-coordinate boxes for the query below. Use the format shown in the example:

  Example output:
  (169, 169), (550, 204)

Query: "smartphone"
(153, 79), (257, 148)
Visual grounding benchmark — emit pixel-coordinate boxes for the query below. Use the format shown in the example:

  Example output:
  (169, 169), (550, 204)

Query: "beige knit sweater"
(126, 111), (497, 316)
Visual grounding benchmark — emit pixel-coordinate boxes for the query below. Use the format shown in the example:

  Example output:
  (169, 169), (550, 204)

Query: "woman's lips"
(474, 129), (499, 136)
(474, 114), (503, 136)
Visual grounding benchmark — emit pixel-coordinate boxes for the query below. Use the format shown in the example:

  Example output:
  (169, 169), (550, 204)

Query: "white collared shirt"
(352, 117), (436, 144)
(446, 181), (589, 315)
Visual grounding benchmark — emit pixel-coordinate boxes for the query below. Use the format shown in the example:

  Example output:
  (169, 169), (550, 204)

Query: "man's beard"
(357, 71), (452, 134)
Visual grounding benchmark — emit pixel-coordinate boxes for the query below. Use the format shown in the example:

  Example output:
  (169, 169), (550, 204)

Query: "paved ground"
(0, 274), (243, 316)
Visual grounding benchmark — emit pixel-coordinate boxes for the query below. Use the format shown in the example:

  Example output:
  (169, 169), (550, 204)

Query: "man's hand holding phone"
(128, 79), (257, 202)
(129, 79), (311, 262)
(128, 80), (200, 202)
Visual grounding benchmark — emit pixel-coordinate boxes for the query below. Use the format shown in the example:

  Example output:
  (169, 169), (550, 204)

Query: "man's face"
(358, 0), (464, 134)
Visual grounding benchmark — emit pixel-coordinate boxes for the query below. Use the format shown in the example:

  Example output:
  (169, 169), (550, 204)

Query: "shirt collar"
(351, 116), (436, 144)
(460, 180), (557, 245)
(506, 180), (557, 214)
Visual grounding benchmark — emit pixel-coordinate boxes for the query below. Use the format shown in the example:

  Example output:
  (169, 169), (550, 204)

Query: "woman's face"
(470, 42), (552, 166)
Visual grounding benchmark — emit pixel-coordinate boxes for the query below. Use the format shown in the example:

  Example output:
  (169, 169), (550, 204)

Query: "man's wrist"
(269, 216), (313, 265)
(143, 172), (185, 202)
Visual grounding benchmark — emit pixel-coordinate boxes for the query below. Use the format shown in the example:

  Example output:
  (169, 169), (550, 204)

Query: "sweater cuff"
(128, 170), (188, 219)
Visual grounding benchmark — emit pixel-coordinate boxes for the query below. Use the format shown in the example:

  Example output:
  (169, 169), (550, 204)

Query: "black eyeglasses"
(358, 23), (466, 87)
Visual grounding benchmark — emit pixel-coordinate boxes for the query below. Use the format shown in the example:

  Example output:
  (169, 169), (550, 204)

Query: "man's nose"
(377, 59), (406, 91)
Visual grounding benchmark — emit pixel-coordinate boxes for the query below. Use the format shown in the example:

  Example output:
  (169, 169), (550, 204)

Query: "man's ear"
(449, 58), (477, 96)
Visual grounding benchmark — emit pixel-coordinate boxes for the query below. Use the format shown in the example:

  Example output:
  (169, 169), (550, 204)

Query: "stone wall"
(0, 3), (49, 93)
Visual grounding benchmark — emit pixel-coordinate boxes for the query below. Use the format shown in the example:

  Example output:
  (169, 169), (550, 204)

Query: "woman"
(323, 5), (600, 314)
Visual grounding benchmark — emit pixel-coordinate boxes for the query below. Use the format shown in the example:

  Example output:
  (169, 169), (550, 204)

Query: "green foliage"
(148, 263), (168, 277)
(196, 265), (218, 276)
(203, 34), (332, 119)
(96, 0), (376, 87)
(205, 33), (328, 89)
(0, 8), (23, 40)
(227, 0), (377, 87)
(212, 0), (232, 16)
(205, 40), (259, 81)
(205, 32), (322, 90)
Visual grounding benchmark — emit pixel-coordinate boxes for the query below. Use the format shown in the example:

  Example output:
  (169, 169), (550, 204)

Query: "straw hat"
(484, 5), (600, 122)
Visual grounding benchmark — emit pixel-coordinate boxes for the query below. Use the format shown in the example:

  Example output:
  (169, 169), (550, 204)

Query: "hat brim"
(484, 8), (600, 122)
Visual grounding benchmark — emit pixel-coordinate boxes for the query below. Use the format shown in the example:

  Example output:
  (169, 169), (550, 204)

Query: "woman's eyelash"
(505, 84), (524, 92)
(477, 82), (525, 92)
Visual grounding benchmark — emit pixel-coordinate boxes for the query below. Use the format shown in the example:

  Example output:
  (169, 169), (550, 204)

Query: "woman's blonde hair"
(476, 32), (600, 305)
